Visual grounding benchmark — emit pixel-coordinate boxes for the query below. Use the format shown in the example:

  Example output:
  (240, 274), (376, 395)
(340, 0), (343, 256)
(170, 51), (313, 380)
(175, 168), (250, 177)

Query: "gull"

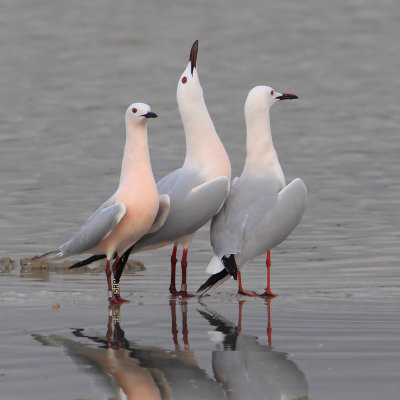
(34, 103), (163, 303)
(71, 41), (231, 297)
(197, 86), (306, 297)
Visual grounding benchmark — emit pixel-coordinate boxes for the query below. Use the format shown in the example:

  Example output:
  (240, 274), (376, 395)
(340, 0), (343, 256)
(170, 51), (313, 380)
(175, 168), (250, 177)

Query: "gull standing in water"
(197, 86), (306, 297)
(72, 41), (231, 297)
(35, 103), (163, 303)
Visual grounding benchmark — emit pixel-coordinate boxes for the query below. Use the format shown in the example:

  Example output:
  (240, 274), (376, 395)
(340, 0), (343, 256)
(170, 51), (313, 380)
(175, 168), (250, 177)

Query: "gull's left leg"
(237, 270), (258, 296)
(178, 233), (195, 298)
(105, 259), (113, 302)
(260, 251), (277, 297)
(169, 244), (180, 296)
(179, 248), (194, 298)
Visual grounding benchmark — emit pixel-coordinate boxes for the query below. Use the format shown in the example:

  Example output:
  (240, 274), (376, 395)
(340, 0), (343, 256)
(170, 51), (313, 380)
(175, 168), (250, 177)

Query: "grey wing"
(240, 178), (307, 261)
(84, 195), (114, 225)
(156, 168), (182, 195)
(210, 178), (278, 258)
(59, 203), (126, 257)
(172, 176), (230, 230)
(133, 176), (230, 251)
(147, 194), (170, 234)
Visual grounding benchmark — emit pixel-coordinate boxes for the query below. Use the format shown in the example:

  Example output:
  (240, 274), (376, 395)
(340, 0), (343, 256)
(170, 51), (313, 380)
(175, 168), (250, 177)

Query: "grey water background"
(0, 0), (399, 399)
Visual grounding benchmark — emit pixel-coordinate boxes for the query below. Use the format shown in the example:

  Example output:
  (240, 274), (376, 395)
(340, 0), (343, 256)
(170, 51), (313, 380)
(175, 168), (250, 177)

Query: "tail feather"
(68, 254), (106, 270)
(196, 269), (230, 297)
(222, 254), (238, 280)
(206, 255), (224, 275)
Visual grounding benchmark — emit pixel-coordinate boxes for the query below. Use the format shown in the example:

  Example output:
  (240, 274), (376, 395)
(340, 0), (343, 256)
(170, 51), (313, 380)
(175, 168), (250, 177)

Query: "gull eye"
(182, 76), (187, 84)
(132, 108), (137, 113)
(270, 89), (274, 96)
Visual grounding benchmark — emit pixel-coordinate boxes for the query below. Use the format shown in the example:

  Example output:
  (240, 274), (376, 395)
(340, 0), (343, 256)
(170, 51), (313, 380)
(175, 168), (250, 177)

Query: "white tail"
(206, 255), (224, 275)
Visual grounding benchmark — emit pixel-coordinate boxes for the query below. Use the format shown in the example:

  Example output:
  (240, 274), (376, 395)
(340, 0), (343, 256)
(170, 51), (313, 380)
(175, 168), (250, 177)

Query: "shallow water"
(1, 0), (400, 399)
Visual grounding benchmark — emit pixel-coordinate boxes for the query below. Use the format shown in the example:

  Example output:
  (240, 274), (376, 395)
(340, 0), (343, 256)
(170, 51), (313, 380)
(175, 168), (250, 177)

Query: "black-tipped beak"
(189, 40), (198, 76)
(142, 111), (158, 119)
(276, 93), (298, 101)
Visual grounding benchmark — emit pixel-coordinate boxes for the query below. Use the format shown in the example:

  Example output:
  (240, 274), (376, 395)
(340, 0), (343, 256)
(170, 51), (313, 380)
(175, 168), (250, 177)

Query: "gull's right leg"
(237, 270), (258, 297)
(169, 244), (180, 296)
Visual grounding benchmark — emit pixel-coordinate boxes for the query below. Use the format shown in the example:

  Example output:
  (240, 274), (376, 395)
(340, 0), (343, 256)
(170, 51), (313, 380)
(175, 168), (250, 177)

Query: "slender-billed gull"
(34, 103), (163, 303)
(197, 86), (306, 297)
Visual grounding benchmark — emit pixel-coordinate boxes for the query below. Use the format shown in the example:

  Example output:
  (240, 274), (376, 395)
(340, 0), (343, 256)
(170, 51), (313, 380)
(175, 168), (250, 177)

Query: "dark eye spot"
(132, 108), (137, 113)
(182, 76), (187, 84)
(270, 90), (274, 96)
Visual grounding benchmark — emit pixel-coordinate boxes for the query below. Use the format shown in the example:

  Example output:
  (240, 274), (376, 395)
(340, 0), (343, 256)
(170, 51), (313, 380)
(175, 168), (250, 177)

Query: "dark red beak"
(276, 93), (298, 100)
(189, 40), (198, 76)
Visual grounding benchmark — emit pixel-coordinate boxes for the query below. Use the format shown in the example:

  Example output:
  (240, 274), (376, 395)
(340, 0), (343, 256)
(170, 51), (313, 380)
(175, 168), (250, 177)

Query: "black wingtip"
(222, 254), (238, 280)
(68, 254), (106, 269)
(197, 269), (229, 294)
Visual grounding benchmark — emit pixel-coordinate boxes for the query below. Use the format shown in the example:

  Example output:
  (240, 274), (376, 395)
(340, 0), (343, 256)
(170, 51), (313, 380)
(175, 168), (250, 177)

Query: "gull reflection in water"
(32, 300), (225, 400)
(198, 300), (309, 400)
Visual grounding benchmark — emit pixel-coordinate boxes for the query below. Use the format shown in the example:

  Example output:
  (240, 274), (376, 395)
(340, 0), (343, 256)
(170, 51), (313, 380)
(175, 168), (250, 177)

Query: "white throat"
(177, 68), (231, 179)
(243, 109), (285, 187)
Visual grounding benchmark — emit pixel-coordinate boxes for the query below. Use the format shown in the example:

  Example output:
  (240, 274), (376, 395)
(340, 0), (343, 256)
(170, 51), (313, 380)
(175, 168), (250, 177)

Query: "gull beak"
(276, 93), (298, 101)
(189, 40), (198, 76)
(142, 111), (158, 119)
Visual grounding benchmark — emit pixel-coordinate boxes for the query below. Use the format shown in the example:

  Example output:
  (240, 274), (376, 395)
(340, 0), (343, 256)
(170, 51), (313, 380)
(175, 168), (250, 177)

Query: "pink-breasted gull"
(34, 103), (166, 303)
(197, 86), (307, 297)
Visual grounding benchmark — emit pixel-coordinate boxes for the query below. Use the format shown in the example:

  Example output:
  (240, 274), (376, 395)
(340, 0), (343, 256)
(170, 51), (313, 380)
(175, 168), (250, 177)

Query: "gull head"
(245, 86), (298, 115)
(177, 40), (203, 104)
(125, 103), (158, 127)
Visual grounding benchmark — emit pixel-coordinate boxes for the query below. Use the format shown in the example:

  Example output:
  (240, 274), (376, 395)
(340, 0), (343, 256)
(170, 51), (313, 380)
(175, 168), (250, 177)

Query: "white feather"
(206, 255), (224, 275)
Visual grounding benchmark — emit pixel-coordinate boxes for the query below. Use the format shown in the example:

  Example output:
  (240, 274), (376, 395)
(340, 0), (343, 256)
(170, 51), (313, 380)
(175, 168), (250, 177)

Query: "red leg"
(110, 256), (129, 304)
(179, 248), (194, 298)
(105, 260), (113, 301)
(260, 250), (277, 297)
(111, 256), (120, 277)
(169, 245), (180, 296)
(237, 270), (258, 296)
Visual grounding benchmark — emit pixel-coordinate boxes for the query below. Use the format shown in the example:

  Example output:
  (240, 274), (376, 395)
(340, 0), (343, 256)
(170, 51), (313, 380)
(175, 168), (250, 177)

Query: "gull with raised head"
(197, 86), (306, 297)
(34, 103), (164, 303)
(71, 41), (231, 297)
(119, 40), (231, 297)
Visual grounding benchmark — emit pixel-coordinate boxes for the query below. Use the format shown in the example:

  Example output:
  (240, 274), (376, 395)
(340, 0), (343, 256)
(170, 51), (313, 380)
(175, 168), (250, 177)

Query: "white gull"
(197, 86), (306, 297)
